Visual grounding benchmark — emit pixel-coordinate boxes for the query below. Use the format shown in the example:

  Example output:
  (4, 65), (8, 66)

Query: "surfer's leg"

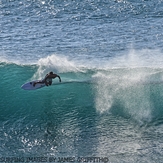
(33, 82), (37, 87)
(49, 81), (52, 85)
(33, 81), (44, 87)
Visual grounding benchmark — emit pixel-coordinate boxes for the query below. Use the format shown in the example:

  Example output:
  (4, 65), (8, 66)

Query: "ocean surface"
(1, 0), (163, 162)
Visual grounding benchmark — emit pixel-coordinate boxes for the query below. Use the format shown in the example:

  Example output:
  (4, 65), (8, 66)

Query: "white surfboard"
(21, 80), (46, 90)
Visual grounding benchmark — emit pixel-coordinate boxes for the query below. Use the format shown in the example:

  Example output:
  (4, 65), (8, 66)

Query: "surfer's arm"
(57, 75), (61, 82)
(51, 74), (61, 82)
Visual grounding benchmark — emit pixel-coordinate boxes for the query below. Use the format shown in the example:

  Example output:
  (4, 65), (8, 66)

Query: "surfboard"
(21, 79), (91, 90)
(21, 80), (46, 90)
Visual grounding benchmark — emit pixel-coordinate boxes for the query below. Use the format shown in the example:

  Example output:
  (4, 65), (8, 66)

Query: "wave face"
(1, 54), (163, 161)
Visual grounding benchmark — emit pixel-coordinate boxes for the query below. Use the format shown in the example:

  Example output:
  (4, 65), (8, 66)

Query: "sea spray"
(92, 68), (163, 124)
(32, 54), (82, 80)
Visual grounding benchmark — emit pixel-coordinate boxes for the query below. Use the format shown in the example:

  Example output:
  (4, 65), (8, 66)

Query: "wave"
(1, 53), (163, 157)
(1, 53), (163, 126)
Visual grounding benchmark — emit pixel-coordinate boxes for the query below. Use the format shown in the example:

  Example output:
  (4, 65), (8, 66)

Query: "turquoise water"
(1, 0), (163, 162)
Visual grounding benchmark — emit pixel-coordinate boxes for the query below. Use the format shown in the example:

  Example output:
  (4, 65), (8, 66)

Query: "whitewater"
(1, 0), (163, 162)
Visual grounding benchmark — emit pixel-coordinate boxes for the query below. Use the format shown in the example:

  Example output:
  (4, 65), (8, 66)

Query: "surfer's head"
(49, 71), (53, 75)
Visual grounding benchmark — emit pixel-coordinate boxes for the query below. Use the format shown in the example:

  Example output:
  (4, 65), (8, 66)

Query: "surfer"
(33, 71), (61, 87)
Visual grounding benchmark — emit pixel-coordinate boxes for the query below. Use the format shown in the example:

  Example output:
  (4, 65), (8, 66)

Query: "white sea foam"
(93, 67), (160, 124)
(32, 54), (83, 79)
(108, 48), (163, 68)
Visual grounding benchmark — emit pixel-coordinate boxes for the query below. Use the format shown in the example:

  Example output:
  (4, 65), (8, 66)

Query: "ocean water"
(1, 0), (163, 162)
